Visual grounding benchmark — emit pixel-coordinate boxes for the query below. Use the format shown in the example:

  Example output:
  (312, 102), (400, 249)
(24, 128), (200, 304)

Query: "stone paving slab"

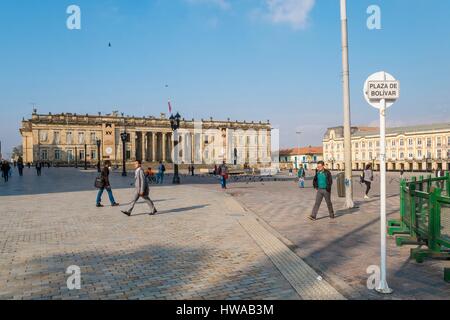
(0, 169), (303, 300)
(211, 174), (450, 300)
(238, 215), (345, 300)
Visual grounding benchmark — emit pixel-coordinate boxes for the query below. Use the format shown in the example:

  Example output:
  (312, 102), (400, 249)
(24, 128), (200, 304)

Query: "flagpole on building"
(340, 0), (354, 209)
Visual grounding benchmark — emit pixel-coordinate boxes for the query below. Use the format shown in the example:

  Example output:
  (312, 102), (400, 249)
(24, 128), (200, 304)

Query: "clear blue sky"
(1, 0), (450, 157)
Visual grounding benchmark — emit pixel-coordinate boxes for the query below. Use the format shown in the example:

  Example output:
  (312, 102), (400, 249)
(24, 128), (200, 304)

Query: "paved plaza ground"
(0, 167), (448, 300)
(215, 173), (450, 300)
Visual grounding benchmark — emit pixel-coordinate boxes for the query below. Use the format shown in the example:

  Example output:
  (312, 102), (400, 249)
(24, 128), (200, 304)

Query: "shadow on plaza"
(0, 167), (296, 197)
(129, 205), (210, 217)
(288, 206), (449, 299)
(1, 243), (301, 300)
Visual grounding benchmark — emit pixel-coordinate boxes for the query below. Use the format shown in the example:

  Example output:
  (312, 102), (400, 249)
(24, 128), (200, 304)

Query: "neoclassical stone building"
(323, 123), (450, 172)
(20, 111), (272, 167)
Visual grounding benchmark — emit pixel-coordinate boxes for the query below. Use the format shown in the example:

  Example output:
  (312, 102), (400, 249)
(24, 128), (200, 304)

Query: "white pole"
(376, 97), (393, 294)
(340, 0), (354, 209)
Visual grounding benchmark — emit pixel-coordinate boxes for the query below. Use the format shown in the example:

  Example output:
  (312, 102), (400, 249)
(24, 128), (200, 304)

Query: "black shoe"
(308, 216), (317, 221)
(330, 213), (335, 219)
(96, 204), (104, 208)
(112, 203), (120, 207)
(121, 210), (131, 217)
(149, 209), (158, 216)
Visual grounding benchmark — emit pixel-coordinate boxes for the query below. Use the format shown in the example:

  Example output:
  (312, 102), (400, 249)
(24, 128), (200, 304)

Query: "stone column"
(171, 133), (175, 164)
(256, 130), (261, 164)
(191, 133), (195, 165)
(152, 132), (157, 162)
(162, 133), (167, 162)
(140, 132), (145, 162)
(131, 131), (136, 161)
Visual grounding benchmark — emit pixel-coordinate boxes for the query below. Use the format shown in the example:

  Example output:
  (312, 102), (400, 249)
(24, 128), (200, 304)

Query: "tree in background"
(11, 145), (23, 160)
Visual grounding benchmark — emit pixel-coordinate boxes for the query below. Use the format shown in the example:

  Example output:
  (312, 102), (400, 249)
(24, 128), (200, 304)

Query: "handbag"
(94, 174), (105, 189)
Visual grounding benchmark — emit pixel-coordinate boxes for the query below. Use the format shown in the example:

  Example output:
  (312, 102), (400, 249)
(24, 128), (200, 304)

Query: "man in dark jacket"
(1, 160), (10, 182)
(96, 161), (119, 207)
(309, 161), (334, 221)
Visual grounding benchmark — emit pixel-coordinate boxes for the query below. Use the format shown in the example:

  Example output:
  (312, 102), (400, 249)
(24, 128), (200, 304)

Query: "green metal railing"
(388, 172), (450, 282)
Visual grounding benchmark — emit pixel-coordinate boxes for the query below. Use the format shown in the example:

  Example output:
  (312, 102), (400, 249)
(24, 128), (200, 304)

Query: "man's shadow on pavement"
(119, 198), (176, 206)
(131, 205), (210, 217)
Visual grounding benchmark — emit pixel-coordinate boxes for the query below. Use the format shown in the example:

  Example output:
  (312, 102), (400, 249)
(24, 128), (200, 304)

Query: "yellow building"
(20, 111), (272, 167)
(323, 124), (450, 172)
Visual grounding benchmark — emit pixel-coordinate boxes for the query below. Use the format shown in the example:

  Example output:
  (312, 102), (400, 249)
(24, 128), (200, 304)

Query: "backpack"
(94, 174), (105, 189)
(162, 165), (166, 172)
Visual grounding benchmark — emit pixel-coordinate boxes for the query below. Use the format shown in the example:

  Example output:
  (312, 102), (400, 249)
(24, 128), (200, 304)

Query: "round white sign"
(364, 71), (400, 109)
(105, 147), (113, 155)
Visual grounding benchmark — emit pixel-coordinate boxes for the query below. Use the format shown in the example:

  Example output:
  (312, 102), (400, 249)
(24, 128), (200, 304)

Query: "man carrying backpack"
(157, 161), (166, 184)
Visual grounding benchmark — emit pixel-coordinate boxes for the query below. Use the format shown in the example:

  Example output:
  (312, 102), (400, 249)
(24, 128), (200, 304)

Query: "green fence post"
(389, 179), (410, 236)
(428, 188), (441, 253)
(410, 183), (417, 239)
(427, 175), (432, 193)
(446, 172), (450, 197)
(418, 175), (424, 192)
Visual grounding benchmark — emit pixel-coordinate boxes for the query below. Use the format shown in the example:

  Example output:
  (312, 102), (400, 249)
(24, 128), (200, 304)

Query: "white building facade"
(323, 124), (450, 172)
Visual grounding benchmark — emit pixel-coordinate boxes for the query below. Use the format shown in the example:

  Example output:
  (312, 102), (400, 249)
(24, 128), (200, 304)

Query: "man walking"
(121, 160), (157, 216)
(1, 160), (10, 183)
(309, 161), (334, 221)
(96, 161), (120, 208)
(35, 161), (42, 176)
(218, 161), (229, 189)
(297, 164), (306, 188)
(363, 164), (374, 199)
(157, 161), (166, 184)
(17, 156), (24, 176)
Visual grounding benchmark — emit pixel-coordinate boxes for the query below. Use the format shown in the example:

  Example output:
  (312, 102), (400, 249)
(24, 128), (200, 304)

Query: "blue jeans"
(157, 172), (164, 184)
(220, 176), (227, 189)
(96, 187), (116, 205)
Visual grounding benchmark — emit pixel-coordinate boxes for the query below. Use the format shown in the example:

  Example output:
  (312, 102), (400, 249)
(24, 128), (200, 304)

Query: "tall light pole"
(120, 131), (128, 177)
(296, 131), (302, 170)
(96, 139), (102, 173)
(340, 0), (354, 209)
(170, 112), (181, 184)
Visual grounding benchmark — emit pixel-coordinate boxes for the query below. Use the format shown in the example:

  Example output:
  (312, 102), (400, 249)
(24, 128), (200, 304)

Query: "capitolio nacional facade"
(20, 111), (273, 168)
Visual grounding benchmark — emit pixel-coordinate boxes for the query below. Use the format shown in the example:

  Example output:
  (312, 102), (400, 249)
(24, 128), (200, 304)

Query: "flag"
(168, 100), (172, 114)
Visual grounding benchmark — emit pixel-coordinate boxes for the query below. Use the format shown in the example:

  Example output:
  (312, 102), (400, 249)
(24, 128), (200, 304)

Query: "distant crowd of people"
(0, 156), (55, 183)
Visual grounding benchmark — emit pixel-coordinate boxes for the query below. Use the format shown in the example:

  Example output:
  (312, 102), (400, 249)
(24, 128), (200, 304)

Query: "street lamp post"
(170, 112), (181, 184)
(75, 146), (78, 168)
(296, 131), (302, 170)
(84, 144), (87, 170)
(120, 131), (128, 177)
(340, 0), (354, 209)
(96, 139), (102, 173)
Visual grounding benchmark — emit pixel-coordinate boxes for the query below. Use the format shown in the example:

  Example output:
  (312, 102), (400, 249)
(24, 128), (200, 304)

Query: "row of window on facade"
(281, 156), (319, 163)
(325, 136), (450, 151)
(39, 131), (265, 146)
(39, 149), (97, 161)
(38, 149), (133, 162)
(327, 149), (450, 162)
(39, 131), (101, 145)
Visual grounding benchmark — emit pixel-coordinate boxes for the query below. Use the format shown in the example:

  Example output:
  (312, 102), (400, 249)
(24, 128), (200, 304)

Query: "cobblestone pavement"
(0, 168), (306, 300)
(208, 173), (450, 300)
